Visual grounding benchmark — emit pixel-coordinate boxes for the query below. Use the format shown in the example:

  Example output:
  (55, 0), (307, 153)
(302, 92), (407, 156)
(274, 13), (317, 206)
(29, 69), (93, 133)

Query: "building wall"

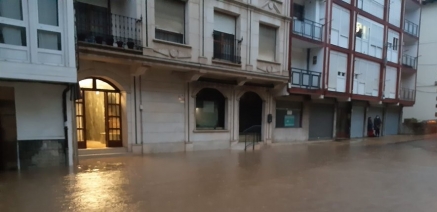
(403, 2), (437, 121)
(272, 100), (309, 143)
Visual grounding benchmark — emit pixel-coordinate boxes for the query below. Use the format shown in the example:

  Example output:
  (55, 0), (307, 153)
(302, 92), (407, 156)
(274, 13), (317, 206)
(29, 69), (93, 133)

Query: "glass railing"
(399, 87), (415, 101)
(402, 54), (418, 69)
(290, 68), (321, 89)
(404, 19), (419, 37)
(292, 18), (323, 41)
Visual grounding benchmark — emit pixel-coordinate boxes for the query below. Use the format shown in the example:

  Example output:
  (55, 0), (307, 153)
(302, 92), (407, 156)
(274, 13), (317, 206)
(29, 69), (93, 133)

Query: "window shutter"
(214, 12), (235, 35)
(258, 25), (276, 61)
(155, 0), (185, 33)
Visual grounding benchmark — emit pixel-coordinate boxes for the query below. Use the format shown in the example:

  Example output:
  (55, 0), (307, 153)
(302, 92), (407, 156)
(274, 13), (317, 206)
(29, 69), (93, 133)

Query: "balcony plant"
(95, 35), (104, 44)
(127, 39), (135, 49)
(116, 41), (124, 48)
(106, 37), (114, 46)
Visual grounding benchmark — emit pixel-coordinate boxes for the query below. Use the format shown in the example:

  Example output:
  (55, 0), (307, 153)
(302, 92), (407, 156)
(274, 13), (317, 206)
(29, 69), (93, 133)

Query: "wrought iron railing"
(402, 54), (417, 69)
(292, 18), (323, 41)
(291, 68), (322, 89)
(400, 87), (416, 101)
(75, 2), (142, 50)
(404, 19), (419, 37)
(213, 30), (242, 64)
(241, 125), (261, 151)
(155, 28), (184, 44)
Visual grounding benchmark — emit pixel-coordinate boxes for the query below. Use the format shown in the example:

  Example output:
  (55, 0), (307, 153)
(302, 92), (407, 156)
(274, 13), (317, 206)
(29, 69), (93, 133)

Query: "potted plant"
(77, 33), (86, 41)
(106, 37), (114, 46)
(116, 41), (124, 48)
(127, 39), (135, 49)
(95, 35), (104, 44)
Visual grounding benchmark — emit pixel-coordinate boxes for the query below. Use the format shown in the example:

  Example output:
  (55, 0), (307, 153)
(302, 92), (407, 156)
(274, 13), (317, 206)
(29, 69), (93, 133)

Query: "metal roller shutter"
(309, 103), (334, 140)
(350, 105), (365, 138)
(384, 107), (401, 135)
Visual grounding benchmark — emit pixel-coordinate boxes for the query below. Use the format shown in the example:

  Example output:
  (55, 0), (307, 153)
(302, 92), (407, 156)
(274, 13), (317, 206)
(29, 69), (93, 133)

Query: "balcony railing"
(400, 87), (416, 101)
(292, 18), (323, 41)
(402, 54), (417, 69)
(75, 2), (142, 50)
(404, 19), (419, 37)
(291, 68), (321, 89)
(155, 28), (184, 44)
(212, 30), (242, 64)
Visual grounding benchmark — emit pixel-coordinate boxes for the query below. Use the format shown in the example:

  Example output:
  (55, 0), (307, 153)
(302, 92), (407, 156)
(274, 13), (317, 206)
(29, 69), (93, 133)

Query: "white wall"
(353, 58), (380, 96)
(309, 48), (324, 73)
(291, 48), (307, 70)
(331, 4), (350, 49)
(384, 66), (397, 99)
(389, 0), (402, 27)
(0, 82), (66, 140)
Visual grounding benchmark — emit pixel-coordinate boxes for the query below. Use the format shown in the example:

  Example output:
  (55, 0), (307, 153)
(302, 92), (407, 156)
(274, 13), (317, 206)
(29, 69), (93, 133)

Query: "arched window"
(195, 88), (225, 130)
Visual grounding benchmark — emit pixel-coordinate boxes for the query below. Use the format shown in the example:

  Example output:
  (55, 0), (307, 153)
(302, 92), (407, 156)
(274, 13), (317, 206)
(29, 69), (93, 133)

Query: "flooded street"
(2, 139), (437, 212)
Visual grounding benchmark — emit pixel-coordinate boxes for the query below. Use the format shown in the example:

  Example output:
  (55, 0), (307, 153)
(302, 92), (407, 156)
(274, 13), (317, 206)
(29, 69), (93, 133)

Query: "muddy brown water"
(1, 139), (437, 212)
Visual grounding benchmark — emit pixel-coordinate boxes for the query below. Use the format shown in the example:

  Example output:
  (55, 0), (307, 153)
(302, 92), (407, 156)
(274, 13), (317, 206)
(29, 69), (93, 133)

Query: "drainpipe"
(139, 75), (144, 154)
(145, 0), (148, 47)
(202, 0), (204, 56)
(62, 85), (71, 166)
(133, 76), (138, 145)
(306, 49), (311, 70)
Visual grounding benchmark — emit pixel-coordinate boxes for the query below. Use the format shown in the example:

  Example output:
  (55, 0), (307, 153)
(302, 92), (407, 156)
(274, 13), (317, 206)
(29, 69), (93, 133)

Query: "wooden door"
(76, 92), (86, 149)
(106, 92), (122, 147)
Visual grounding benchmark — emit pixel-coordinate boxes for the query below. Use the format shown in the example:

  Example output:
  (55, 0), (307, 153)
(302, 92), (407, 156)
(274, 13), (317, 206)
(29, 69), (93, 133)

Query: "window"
(258, 24), (276, 61)
(393, 37), (398, 50)
(331, 4), (350, 48)
(213, 12), (240, 63)
(293, 4), (304, 20)
(355, 23), (367, 39)
(0, 23), (26, 46)
(37, 0), (62, 51)
(195, 88), (226, 130)
(155, 0), (185, 44)
(0, 0), (23, 20)
(276, 101), (302, 128)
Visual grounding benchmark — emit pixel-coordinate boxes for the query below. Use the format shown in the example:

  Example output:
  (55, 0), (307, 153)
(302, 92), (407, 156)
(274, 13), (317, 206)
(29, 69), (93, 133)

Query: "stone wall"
(18, 140), (66, 169)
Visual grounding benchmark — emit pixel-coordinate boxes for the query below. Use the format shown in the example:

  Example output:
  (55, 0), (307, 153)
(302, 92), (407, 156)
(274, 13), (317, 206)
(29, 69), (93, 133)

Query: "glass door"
(75, 94), (87, 149)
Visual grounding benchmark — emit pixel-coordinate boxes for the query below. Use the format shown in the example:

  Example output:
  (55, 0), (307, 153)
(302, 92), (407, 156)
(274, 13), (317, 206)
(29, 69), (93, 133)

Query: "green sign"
(284, 115), (295, 127)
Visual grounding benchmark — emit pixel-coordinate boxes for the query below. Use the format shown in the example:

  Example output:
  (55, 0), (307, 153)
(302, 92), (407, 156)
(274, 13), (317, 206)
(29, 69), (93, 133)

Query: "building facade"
(288, 0), (420, 140)
(0, 0), (77, 170)
(72, 0), (421, 158)
(403, 0), (435, 121)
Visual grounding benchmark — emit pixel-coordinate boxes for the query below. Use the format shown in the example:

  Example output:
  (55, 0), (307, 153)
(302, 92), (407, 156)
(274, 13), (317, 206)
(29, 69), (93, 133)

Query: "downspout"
(202, 0), (204, 56)
(139, 75), (144, 154)
(306, 49), (311, 70)
(145, 0), (148, 47)
(133, 76), (138, 145)
(62, 85), (71, 166)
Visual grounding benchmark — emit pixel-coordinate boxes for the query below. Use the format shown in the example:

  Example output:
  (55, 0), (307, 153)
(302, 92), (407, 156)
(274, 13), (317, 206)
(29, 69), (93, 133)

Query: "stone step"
(78, 147), (128, 156)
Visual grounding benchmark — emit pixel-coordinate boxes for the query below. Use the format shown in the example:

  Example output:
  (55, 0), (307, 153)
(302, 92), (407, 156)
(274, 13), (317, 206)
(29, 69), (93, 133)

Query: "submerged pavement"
(2, 136), (437, 212)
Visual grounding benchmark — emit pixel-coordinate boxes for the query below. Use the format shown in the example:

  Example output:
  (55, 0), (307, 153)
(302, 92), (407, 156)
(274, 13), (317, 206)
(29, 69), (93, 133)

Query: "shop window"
(195, 88), (226, 130)
(276, 101), (302, 128)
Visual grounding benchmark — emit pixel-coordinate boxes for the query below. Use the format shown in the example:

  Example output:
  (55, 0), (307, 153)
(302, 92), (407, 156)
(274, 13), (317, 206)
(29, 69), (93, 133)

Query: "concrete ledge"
(142, 142), (185, 154)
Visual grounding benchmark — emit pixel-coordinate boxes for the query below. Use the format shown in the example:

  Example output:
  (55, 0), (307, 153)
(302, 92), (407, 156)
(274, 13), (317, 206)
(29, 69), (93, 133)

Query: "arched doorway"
(76, 78), (122, 149)
(239, 92), (263, 143)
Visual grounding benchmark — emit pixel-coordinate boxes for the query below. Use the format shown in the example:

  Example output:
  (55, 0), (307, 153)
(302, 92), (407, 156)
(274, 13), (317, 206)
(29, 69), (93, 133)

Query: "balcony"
(75, 2), (142, 51)
(399, 87), (416, 101)
(402, 54), (417, 69)
(290, 68), (321, 89)
(212, 31), (242, 64)
(404, 19), (419, 37)
(292, 18), (323, 41)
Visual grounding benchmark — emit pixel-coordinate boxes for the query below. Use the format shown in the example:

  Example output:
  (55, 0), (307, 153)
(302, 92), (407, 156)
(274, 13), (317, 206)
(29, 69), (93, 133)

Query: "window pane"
(0, 0), (23, 20)
(79, 78), (93, 89)
(37, 30), (61, 50)
(0, 23), (26, 46)
(259, 24), (276, 61)
(38, 0), (59, 26)
(195, 88), (225, 130)
(275, 101), (302, 128)
(96, 79), (115, 90)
